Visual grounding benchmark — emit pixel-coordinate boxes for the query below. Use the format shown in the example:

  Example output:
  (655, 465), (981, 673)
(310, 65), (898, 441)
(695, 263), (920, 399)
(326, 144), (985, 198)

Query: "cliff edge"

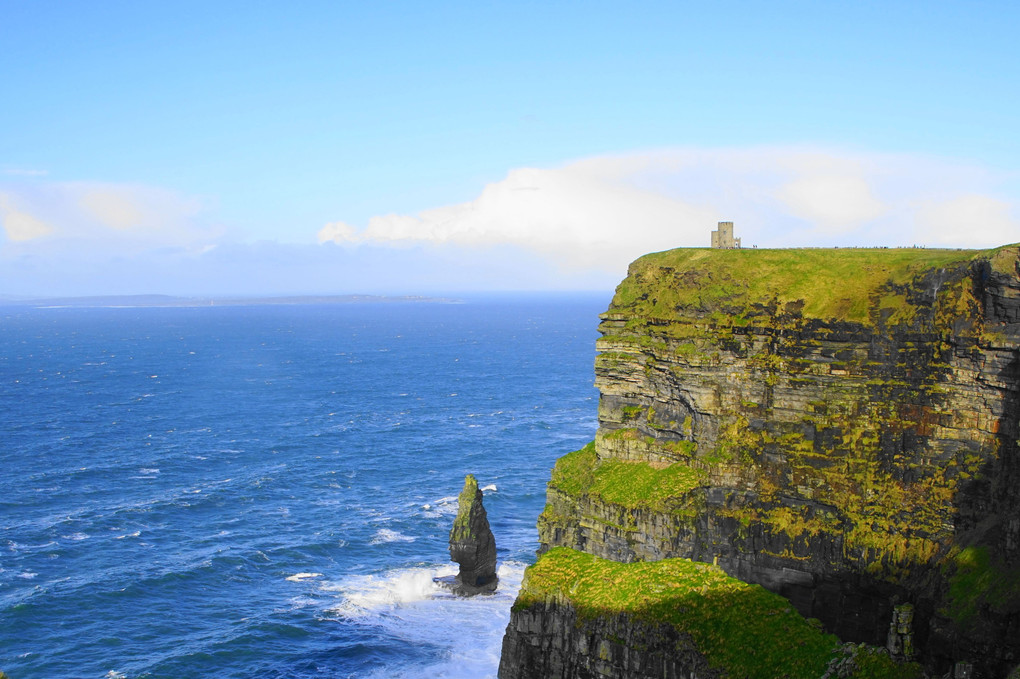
(509, 245), (1020, 677)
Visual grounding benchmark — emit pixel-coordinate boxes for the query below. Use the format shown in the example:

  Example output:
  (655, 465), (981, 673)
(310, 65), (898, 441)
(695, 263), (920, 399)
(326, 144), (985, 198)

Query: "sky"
(2, 1), (1018, 297)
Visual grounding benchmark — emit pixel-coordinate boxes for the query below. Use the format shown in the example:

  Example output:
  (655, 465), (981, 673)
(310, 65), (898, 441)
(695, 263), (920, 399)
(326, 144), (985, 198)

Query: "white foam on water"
(62, 532), (89, 541)
(138, 468), (160, 474)
(370, 528), (415, 545)
(9, 540), (57, 553)
(324, 563), (458, 617)
(480, 484), (497, 492)
(286, 572), (323, 582)
(421, 495), (460, 518)
(352, 561), (528, 679)
(18, 571), (38, 579)
(283, 595), (320, 610)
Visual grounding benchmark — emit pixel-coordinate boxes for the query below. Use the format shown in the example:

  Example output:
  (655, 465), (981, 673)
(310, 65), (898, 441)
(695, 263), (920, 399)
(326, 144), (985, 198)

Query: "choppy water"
(0, 295), (604, 678)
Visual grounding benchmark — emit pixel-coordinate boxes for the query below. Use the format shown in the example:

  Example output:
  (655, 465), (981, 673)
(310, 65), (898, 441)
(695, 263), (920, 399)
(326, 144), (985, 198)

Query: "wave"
(6, 540), (57, 553)
(324, 563), (458, 617)
(421, 495), (459, 517)
(369, 528), (415, 545)
(350, 561), (528, 679)
(285, 572), (323, 582)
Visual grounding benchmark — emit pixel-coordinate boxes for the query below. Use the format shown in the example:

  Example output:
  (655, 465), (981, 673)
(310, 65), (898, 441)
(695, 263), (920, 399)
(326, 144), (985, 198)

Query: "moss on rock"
(546, 441), (706, 512)
(515, 547), (921, 679)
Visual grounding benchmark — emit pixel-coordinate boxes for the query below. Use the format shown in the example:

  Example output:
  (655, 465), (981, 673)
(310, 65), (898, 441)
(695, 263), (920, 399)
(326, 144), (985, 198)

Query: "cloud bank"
(0, 181), (215, 254)
(2, 146), (1017, 297)
(320, 147), (1020, 277)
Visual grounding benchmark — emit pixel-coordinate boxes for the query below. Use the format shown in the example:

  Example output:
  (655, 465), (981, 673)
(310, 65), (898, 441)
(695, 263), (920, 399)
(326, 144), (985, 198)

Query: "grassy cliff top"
(609, 244), (1019, 325)
(545, 441), (704, 511)
(517, 547), (921, 679)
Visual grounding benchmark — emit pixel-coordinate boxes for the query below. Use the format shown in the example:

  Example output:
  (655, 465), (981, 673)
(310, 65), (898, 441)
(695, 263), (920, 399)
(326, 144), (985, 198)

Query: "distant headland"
(0, 294), (461, 309)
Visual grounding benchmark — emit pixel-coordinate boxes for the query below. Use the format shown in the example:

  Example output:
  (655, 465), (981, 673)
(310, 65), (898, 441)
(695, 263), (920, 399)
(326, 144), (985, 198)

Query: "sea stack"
(449, 474), (498, 594)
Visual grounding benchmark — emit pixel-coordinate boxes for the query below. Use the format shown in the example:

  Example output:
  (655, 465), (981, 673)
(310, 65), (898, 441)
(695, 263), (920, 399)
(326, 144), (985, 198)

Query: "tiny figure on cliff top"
(446, 474), (498, 595)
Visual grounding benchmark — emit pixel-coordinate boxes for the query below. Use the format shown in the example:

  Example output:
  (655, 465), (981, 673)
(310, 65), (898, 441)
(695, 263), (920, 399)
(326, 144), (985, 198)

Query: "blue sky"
(2, 1), (1018, 296)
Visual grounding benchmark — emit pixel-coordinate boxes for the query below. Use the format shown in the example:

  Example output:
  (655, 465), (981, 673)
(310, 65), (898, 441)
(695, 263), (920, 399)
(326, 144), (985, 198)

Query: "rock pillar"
(449, 474), (498, 594)
(886, 603), (915, 661)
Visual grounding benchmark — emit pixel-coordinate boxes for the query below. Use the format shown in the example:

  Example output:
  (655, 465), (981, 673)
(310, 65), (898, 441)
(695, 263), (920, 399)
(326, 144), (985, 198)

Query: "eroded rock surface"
(499, 601), (720, 679)
(449, 474), (498, 594)
(529, 245), (1020, 676)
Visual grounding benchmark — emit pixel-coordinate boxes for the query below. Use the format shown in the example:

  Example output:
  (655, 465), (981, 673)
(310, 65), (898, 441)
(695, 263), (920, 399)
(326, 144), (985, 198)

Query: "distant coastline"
(0, 294), (463, 309)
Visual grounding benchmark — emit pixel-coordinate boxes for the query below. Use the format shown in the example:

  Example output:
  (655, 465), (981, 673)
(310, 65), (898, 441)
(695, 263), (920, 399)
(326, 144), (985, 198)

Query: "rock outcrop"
(449, 474), (498, 594)
(510, 245), (1020, 677)
(499, 547), (917, 679)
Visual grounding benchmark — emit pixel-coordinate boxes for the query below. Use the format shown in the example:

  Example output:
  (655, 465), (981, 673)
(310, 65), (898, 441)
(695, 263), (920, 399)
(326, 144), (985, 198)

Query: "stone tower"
(711, 221), (741, 249)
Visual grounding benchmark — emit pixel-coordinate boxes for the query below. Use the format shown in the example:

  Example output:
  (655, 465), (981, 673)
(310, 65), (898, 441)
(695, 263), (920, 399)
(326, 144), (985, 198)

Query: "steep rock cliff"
(535, 245), (1020, 676)
(499, 548), (919, 679)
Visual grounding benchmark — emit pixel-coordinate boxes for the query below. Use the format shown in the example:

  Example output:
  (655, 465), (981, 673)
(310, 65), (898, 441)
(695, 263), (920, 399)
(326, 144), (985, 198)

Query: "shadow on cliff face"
(995, 352), (1020, 563)
(500, 564), (922, 679)
(956, 262), (1020, 557)
(934, 340), (1020, 675)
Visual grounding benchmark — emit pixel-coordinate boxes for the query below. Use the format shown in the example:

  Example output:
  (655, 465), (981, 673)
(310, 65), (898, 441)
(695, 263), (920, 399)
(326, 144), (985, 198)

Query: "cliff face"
(532, 246), (1020, 676)
(499, 598), (721, 679)
(499, 548), (919, 679)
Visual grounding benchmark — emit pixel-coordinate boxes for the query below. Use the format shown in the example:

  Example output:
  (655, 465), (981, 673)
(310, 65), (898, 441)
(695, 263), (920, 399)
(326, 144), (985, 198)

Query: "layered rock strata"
(499, 601), (720, 679)
(499, 547), (917, 679)
(532, 246), (1020, 676)
(449, 474), (498, 594)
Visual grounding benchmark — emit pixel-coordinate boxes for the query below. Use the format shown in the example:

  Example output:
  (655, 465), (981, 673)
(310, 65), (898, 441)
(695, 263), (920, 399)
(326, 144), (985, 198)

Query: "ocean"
(0, 294), (606, 678)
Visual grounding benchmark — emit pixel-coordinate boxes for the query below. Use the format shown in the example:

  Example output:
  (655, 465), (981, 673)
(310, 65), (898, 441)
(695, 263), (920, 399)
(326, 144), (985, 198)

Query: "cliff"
(499, 547), (920, 679)
(508, 245), (1020, 677)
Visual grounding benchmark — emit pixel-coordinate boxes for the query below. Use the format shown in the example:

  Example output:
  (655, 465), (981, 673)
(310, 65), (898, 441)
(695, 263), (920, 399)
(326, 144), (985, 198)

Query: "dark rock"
(515, 245), (1020, 677)
(498, 600), (721, 679)
(448, 474), (497, 594)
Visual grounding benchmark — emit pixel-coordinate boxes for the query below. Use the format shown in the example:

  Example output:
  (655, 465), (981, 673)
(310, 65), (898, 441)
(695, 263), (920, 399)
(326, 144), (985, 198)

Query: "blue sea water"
(0, 294), (605, 678)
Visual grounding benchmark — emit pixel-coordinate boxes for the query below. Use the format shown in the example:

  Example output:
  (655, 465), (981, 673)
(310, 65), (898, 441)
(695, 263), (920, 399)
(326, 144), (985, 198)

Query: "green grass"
(548, 442), (705, 510)
(516, 547), (921, 679)
(621, 405), (643, 420)
(611, 245), (1018, 326)
(943, 546), (1020, 627)
(450, 474), (478, 537)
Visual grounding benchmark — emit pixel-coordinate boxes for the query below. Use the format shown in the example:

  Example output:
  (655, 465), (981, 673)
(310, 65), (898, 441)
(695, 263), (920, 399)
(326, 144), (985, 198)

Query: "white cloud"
(0, 182), (216, 253)
(3, 147), (1017, 298)
(777, 175), (886, 231)
(79, 189), (147, 230)
(320, 164), (718, 271)
(318, 221), (358, 243)
(321, 147), (1020, 276)
(0, 193), (54, 241)
(917, 194), (1019, 246)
